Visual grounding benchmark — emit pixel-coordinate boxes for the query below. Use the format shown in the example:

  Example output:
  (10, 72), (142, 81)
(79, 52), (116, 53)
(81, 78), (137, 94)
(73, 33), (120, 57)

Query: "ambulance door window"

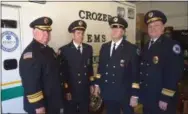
(1, 19), (17, 28)
(3, 59), (17, 70)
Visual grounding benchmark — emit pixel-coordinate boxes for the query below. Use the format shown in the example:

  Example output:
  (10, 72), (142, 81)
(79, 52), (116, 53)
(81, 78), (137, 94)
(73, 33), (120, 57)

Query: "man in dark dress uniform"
(139, 10), (184, 114)
(58, 20), (94, 114)
(93, 16), (140, 114)
(19, 17), (64, 114)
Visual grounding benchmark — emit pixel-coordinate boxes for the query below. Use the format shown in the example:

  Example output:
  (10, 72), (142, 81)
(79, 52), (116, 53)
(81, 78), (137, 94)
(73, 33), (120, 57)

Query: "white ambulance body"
(1, 1), (136, 113)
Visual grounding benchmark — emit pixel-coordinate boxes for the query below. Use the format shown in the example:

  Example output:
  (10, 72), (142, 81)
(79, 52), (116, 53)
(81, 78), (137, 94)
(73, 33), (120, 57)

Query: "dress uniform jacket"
(139, 34), (184, 113)
(19, 39), (63, 113)
(58, 42), (94, 102)
(95, 39), (140, 102)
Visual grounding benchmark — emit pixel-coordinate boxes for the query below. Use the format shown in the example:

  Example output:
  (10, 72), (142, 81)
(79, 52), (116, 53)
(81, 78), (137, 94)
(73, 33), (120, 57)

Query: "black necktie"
(148, 40), (154, 49)
(111, 43), (116, 56)
(77, 45), (81, 54)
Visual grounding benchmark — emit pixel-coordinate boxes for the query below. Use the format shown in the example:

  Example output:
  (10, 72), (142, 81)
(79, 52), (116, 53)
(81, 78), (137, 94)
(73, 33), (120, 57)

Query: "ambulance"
(1, 1), (136, 113)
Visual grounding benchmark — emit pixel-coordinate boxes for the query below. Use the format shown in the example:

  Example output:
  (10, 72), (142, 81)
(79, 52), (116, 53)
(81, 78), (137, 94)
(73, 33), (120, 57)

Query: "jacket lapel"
(82, 44), (87, 57)
(106, 41), (111, 60)
(81, 44), (88, 65)
(69, 42), (82, 65)
(118, 40), (131, 64)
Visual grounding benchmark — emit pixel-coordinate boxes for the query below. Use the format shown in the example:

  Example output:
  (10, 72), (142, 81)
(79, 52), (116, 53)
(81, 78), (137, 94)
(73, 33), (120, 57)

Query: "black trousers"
(104, 100), (134, 114)
(64, 100), (89, 114)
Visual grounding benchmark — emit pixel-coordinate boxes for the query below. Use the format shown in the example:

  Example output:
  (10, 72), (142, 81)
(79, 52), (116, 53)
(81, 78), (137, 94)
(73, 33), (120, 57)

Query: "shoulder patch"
(23, 52), (32, 59)
(173, 44), (181, 54)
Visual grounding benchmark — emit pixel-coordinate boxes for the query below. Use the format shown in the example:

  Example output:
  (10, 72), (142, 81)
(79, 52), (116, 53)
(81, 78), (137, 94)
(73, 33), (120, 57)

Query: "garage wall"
(134, 2), (188, 30)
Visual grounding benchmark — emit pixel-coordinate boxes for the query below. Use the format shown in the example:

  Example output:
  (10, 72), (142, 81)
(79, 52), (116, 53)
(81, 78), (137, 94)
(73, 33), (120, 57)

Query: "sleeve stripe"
(28, 94), (44, 103)
(27, 92), (43, 99)
(95, 74), (101, 79)
(90, 76), (95, 81)
(161, 88), (175, 97)
(27, 91), (42, 98)
(132, 83), (140, 89)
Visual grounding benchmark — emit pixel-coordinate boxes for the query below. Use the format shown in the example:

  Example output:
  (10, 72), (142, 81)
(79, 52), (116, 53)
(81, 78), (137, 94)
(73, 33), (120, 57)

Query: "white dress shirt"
(110, 38), (123, 56)
(73, 41), (83, 53)
(148, 38), (158, 49)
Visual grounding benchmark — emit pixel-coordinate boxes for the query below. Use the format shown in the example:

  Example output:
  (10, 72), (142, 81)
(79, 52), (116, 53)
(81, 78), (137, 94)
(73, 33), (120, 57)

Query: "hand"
(159, 101), (168, 111)
(90, 86), (94, 94)
(93, 85), (100, 96)
(129, 96), (138, 107)
(66, 93), (72, 101)
(35, 107), (45, 114)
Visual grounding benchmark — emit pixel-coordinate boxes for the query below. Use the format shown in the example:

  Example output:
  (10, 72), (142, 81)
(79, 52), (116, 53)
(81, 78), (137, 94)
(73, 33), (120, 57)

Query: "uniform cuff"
(161, 88), (176, 97)
(90, 76), (95, 82)
(89, 76), (95, 85)
(27, 91), (45, 109)
(160, 88), (176, 103)
(95, 74), (101, 79)
(132, 83), (140, 89)
(95, 84), (99, 87)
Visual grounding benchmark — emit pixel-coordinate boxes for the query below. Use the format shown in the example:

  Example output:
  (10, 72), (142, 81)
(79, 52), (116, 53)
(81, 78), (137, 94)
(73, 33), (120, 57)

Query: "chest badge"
(120, 59), (125, 67)
(153, 56), (159, 64)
